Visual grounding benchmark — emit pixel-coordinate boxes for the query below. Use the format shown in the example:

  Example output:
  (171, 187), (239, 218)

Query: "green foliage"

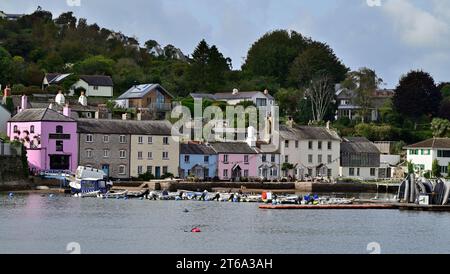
(138, 172), (155, 181)
(74, 55), (115, 75)
(440, 84), (450, 97)
(407, 161), (414, 174)
(354, 123), (400, 141)
(423, 171), (431, 179)
(431, 118), (450, 137)
(4, 96), (14, 113)
(281, 162), (294, 171)
(275, 88), (304, 120)
(432, 159), (441, 178)
(160, 172), (174, 179)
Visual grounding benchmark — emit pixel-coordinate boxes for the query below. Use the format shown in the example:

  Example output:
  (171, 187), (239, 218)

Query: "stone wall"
(0, 155), (30, 191)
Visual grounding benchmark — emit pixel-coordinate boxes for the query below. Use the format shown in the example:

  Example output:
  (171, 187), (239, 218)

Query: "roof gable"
(79, 75), (114, 87)
(180, 143), (217, 155)
(209, 142), (257, 154)
(9, 108), (75, 123)
(117, 84), (173, 100)
(279, 125), (341, 141)
(405, 138), (450, 149)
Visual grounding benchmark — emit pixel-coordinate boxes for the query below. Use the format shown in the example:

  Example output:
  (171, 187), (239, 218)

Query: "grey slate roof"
(117, 84), (173, 100)
(77, 118), (173, 135)
(190, 93), (217, 101)
(79, 75), (114, 87)
(9, 108), (75, 122)
(279, 125), (341, 141)
(341, 137), (380, 154)
(404, 138), (450, 149)
(190, 91), (274, 101)
(209, 142), (257, 154)
(45, 73), (72, 84)
(180, 143), (217, 155)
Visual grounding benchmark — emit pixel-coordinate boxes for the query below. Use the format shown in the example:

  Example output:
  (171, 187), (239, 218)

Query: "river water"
(1, 193), (450, 254)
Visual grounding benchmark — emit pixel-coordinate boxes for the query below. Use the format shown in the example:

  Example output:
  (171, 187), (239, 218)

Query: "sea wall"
(0, 155), (30, 191)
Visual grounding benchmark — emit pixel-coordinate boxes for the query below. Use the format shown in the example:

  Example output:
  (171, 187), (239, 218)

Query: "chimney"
(137, 112), (142, 121)
(326, 121), (331, 129)
(246, 126), (257, 147)
(20, 95), (28, 112)
(63, 104), (71, 117)
(286, 116), (294, 128)
(232, 88), (239, 95)
(122, 113), (129, 120)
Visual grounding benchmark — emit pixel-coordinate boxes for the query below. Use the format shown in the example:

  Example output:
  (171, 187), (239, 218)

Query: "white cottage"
(405, 138), (450, 176)
(70, 75), (114, 97)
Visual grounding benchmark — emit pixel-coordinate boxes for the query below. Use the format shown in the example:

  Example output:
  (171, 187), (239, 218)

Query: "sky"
(1, 0), (450, 88)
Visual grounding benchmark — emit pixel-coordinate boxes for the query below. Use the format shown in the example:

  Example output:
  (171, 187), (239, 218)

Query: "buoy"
(139, 197), (144, 200)
(183, 209), (189, 213)
(191, 227), (201, 233)
(49, 194), (55, 198)
(8, 192), (14, 197)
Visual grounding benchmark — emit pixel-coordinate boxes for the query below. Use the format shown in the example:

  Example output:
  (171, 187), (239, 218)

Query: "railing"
(148, 103), (172, 111)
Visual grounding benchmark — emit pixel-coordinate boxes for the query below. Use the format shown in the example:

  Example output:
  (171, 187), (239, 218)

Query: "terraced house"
(279, 121), (341, 180)
(77, 119), (177, 179)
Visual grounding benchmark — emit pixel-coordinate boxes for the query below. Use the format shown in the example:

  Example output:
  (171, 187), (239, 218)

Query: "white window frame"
(118, 165), (126, 175)
(103, 149), (110, 158)
(86, 149), (93, 158)
(119, 150), (126, 159)
(138, 136), (143, 144)
(119, 135), (126, 144)
(162, 151), (169, 160)
(103, 135), (109, 143)
(86, 134), (93, 143)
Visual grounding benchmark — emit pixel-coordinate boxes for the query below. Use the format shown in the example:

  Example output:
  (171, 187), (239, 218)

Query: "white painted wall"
(407, 148), (450, 176)
(339, 166), (378, 180)
(71, 79), (113, 97)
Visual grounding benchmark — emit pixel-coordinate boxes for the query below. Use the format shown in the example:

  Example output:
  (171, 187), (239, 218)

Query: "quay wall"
(0, 156), (31, 191)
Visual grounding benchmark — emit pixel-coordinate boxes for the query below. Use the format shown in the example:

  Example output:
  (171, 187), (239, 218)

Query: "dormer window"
(30, 126), (35, 133)
(56, 125), (63, 133)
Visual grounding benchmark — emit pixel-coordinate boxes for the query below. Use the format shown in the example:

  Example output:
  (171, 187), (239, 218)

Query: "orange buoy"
(191, 227), (201, 233)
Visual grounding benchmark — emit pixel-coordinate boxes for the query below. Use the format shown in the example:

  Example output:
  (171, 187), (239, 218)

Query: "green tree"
(0, 46), (13, 84)
(440, 84), (450, 98)
(74, 55), (115, 75)
(431, 118), (450, 137)
(243, 30), (309, 85)
(393, 70), (442, 128)
(275, 88), (304, 120)
(288, 42), (348, 88)
(432, 159), (441, 178)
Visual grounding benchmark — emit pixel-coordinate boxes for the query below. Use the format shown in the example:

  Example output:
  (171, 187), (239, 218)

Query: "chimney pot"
(63, 103), (71, 117)
(20, 95), (28, 112)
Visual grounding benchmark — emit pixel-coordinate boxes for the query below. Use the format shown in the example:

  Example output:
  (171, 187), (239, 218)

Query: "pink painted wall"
(7, 121), (78, 172)
(216, 153), (258, 180)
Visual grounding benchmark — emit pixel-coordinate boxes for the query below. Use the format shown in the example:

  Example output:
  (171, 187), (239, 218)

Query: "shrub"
(138, 172), (155, 181)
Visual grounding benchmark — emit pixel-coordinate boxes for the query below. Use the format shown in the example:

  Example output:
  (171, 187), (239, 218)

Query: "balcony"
(148, 103), (172, 112)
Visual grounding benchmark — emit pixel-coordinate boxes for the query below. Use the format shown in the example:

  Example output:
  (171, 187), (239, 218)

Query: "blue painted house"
(179, 143), (218, 180)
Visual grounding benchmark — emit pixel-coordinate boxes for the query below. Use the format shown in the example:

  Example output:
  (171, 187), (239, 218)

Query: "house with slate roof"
(7, 96), (78, 173)
(179, 143), (218, 180)
(70, 75), (114, 97)
(339, 137), (381, 180)
(405, 138), (450, 176)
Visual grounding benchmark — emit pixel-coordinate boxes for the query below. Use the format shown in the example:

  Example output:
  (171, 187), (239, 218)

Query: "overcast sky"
(1, 0), (450, 88)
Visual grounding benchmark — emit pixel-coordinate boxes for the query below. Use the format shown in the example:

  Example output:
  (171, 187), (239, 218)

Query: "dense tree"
(0, 46), (13, 85)
(73, 55), (115, 75)
(275, 88), (304, 120)
(288, 42), (348, 88)
(431, 118), (450, 138)
(243, 30), (309, 85)
(393, 70), (442, 127)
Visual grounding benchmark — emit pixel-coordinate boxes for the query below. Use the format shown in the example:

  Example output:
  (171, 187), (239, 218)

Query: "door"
(49, 155), (70, 170)
(155, 166), (161, 179)
(102, 164), (110, 178)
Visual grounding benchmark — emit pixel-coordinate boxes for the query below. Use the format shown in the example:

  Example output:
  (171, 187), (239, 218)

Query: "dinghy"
(99, 190), (128, 199)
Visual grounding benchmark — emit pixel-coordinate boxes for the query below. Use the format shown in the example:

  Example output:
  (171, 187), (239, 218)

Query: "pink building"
(7, 96), (78, 173)
(209, 142), (258, 181)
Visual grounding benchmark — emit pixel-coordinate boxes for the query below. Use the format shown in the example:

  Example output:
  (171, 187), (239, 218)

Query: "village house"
(116, 84), (174, 119)
(42, 73), (72, 90)
(7, 96), (78, 173)
(255, 143), (281, 181)
(77, 118), (177, 179)
(0, 104), (11, 134)
(278, 120), (341, 180)
(70, 75), (114, 97)
(191, 89), (275, 117)
(209, 142), (258, 181)
(335, 84), (394, 122)
(405, 138), (450, 177)
(0, 11), (24, 21)
(179, 143), (218, 180)
(339, 137), (381, 180)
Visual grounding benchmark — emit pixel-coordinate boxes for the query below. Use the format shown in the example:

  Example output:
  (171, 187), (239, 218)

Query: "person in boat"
(199, 190), (208, 201)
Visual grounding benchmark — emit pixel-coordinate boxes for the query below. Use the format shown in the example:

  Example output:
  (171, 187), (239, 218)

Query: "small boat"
(127, 189), (149, 198)
(99, 190), (128, 199)
(70, 178), (110, 195)
(73, 190), (100, 198)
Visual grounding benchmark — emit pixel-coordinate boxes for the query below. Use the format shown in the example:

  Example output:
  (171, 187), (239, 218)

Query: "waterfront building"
(255, 142), (281, 180)
(77, 118), (177, 179)
(405, 138), (450, 176)
(115, 84), (174, 120)
(0, 104), (11, 134)
(278, 120), (341, 180)
(7, 96), (78, 172)
(209, 142), (258, 181)
(339, 137), (381, 180)
(179, 143), (218, 180)
(70, 75), (114, 97)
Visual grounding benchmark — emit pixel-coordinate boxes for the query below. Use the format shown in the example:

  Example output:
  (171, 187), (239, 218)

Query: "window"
(119, 135), (126, 144)
(422, 149), (430, 155)
(285, 155), (289, 163)
(318, 141), (322, 150)
(56, 125), (63, 134)
(307, 168), (313, 176)
(308, 154), (313, 163)
(262, 154), (267, 162)
(357, 168), (360, 176)
(162, 151), (169, 160)
(437, 150), (450, 158)
(327, 155), (332, 164)
(56, 141), (63, 151)
(308, 141), (313, 150)
(147, 166), (152, 174)
(148, 136), (153, 144)
(86, 149), (93, 158)
(118, 165), (126, 175)
(86, 134), (93, 143)
(93, 86), (99, 90)
(147, 152), (153, 159)
(327, 169), (332, 177)
(409, 149), (419, 155)
(223, 169), (228, 178)
(295, 141), (299, 148)
(204, 156), (209, 163)
(244, 170), (249, 177)
(138, 151), (143, 159)
(13, 125), (18, 133)
(370, 168), (376, 176)
(137, 166), (143, 175)
(223, 155), (229, 164)
(440, 165), (448, 174)
(163, 166), (168, 175)
(256, 98), (267, 107)
(103, 135), (109, 143)
(163, 137), (169, 145)
(328, 142), (332, 150)
(285, 140), (289, 148)
(103, 149), (110, 158)
(119, 150), (126, 159)
(184, 155), (190, 163)
(138, 136), (143, 144)
(271, 155), (275, 162)
(349, 168), (355, 176)
(318, 155), (322, 164)
(30, 125), (35, 133)
(244, 155), (249, 164)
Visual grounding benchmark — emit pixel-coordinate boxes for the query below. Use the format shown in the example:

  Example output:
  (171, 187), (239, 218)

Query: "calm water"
(1, 193), (450, 254)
